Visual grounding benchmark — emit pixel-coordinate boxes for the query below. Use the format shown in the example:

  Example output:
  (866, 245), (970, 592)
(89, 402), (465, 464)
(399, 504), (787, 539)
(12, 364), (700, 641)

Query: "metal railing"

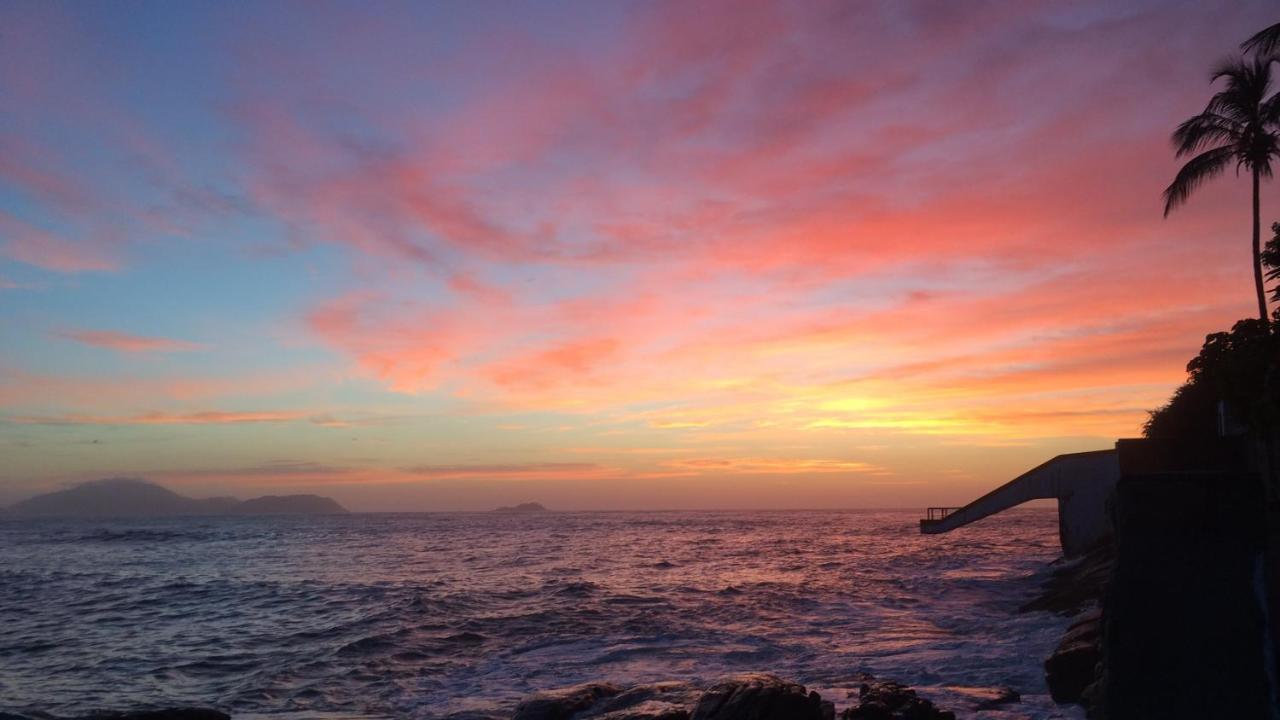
(924, 507), (962, 522)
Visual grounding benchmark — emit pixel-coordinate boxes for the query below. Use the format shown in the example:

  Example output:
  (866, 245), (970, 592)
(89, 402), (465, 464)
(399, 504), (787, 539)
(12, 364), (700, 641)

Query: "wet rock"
(1020, 541), (1113, 616)
(690, 674), (828, 720)
(1044, 611), (1103, 705)
(590, 681), (701, 719)
(943, 686), (1020, 711)
(841, 680), (955, 720)
(512, 682), (623, 720)
(971, 687), (1019, 710)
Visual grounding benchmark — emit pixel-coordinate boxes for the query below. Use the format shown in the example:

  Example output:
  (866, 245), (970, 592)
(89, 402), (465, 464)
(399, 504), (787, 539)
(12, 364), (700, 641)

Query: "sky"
(1, 0), (1276, 511)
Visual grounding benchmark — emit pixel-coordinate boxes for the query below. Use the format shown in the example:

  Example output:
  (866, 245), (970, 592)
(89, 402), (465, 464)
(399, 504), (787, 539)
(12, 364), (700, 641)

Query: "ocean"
(0, 509), (1084, 719)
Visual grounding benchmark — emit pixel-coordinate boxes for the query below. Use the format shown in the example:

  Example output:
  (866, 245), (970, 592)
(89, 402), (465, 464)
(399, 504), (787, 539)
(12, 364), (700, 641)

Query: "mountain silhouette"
(229, 494), (347, 515)
(494, 502), (550, 513)
(7, 478), (347, 517)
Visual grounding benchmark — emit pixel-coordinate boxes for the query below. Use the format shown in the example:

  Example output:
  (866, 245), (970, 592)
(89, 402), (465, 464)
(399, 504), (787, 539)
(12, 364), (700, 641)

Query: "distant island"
(493, 502), (550, 513)
(5, 478), (348, 517)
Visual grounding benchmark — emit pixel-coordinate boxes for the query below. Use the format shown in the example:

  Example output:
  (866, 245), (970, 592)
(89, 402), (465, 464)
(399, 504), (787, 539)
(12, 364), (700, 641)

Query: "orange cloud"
(660, 457), (888, 476)
(401, 462), (610, 480)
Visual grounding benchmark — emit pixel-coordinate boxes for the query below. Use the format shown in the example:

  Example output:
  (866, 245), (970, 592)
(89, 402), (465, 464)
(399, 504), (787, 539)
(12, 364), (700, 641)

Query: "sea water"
(0, 509), (1084, 719)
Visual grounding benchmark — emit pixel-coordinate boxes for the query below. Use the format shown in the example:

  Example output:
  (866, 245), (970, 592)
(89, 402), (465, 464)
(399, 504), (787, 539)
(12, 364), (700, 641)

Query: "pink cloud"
(57, 329), (206, 353)
(0, 213), (120, 273)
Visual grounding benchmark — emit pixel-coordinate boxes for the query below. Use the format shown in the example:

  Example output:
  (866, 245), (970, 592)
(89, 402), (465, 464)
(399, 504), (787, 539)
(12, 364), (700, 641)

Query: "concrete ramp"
(921, 449), (1119, 556)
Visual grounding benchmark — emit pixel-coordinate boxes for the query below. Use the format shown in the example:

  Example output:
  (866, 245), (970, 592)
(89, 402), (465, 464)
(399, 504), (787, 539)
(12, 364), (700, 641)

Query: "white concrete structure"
(921, 449), (1120, 557)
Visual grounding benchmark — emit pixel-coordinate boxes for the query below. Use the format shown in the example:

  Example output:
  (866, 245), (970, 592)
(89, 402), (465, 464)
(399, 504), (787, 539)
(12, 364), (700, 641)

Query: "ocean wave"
(0, 509), (1074, 720)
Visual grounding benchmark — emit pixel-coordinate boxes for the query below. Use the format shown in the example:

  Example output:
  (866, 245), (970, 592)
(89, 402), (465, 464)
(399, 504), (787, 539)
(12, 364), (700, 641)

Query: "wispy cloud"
(401, 462), (609, 480)
(4, 411), (339, 426)
(57, 329), (206, 353)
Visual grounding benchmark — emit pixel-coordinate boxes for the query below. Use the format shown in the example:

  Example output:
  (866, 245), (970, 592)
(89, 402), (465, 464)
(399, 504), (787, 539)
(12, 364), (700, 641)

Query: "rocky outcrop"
(690, 675), (829, 720)
(840, 680), (954, 720)
(969, 687), (1019, 711)
(512, 681), (701, 720)
(509, 675), (953, 720)
(1019, 541), (1113, 616)
(589, 682), (702, 720)
(1021, 540), (1110, 715)
(512, 682), (624, 720)
(1043, 609), (1102, 705)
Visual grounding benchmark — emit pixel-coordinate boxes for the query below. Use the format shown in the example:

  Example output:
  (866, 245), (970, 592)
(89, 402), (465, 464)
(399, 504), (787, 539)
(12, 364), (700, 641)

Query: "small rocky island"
(5, 478), (348, 517)
(493, 502), (550, 513)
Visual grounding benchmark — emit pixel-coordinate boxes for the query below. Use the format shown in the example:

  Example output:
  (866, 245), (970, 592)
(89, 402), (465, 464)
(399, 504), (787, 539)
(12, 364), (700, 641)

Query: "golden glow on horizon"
(0, 1), (1274, 509)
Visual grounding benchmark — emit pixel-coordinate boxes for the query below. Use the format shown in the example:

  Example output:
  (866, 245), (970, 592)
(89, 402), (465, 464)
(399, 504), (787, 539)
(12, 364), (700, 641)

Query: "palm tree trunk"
(1254, 168), (1269, 324)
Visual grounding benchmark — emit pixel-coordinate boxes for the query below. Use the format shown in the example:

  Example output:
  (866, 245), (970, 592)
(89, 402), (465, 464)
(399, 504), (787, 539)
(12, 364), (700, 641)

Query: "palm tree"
(1243, 22), (1280, 57)
(1164, 56), (1280, 323)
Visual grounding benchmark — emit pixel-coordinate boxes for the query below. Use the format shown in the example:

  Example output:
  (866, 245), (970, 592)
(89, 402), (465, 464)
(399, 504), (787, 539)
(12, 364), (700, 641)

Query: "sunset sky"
(2, 0), (1276, 510)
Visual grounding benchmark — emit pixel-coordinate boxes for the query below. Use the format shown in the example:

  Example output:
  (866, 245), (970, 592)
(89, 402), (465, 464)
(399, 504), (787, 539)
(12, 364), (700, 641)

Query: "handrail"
(924, 507), (961, 521)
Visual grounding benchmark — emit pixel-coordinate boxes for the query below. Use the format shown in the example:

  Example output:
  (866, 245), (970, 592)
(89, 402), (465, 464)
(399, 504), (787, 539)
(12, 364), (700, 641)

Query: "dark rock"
(942, 686), (1020, 711)
(1044, 635), (1100, 705)
(512, 682), (623, 720)
(1059, 609), (1102, 646)
(840, 680), (954, 720)
(971, 687), (1019, 710)
(690, 674), (827, 720)
(590, 681), (700, 719)
(1019, 541), (1113, 616)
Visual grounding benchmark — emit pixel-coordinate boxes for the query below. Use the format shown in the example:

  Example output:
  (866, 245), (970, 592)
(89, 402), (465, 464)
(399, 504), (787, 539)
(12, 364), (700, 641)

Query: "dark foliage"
(1264, 222), (1280, 302)
(1144, 318), (1279, 438)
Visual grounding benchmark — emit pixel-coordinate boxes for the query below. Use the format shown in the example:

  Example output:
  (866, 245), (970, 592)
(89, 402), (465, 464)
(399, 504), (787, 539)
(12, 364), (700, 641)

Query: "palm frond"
(1163, 145), (1236, 216)
(1243, 22), (1280, 57)
(1171, 112), (1242, 157)
(1262, 92), (1280, 124)
(1208, 56), (1272, 113)
(1264, 225), (1280, 281)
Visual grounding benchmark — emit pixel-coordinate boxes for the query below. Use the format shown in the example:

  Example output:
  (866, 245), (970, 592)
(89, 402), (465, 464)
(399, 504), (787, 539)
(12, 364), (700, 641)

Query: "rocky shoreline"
(509, 673), (964, 720)
(1022, 541), (1113, 714)
(0, 675), (966, 720)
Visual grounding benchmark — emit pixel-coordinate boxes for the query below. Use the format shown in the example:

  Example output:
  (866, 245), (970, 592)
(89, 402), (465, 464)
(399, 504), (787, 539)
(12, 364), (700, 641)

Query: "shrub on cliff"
(1144, 317), (1278, 438)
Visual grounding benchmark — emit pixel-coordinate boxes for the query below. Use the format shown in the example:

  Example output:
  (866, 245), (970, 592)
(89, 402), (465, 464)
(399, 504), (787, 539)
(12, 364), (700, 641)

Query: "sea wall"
(1100, 466), (1270, 719)
(1039, 437), (1274, 719)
